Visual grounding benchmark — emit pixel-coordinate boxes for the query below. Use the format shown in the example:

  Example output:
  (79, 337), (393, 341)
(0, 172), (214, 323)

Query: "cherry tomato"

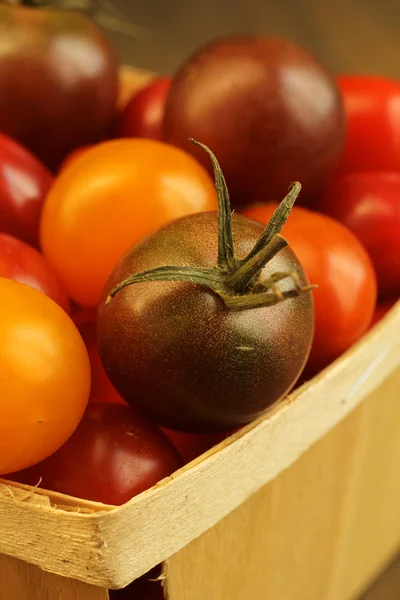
(243, 204), (377, 374)
(336, 75), (400, 174)
(9, 404), (182, 505)
(116, 77), (171, 141)
(0, 132), (53, 247)
(40, 139), (217, 307)
(0, 233), (70, 313)
(0, 278), (90, 474)
(317, 172), (400, 298)
(77, 319), (126, 406)
(162, 428), (231, 463)
(370, 299), (396, 329)
(58, 145), (93, 173)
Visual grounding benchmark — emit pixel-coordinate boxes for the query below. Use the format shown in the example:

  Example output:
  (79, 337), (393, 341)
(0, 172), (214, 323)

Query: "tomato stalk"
(106, 140), (314, 311)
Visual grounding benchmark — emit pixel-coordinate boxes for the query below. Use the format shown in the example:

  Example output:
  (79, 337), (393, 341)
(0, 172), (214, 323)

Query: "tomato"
(0, 132), (53, 247)
(116, 77), (171, 141)
(243, 203), (377, 375)
(58, 145), (93, 173)
(162, 428), (231, 463)
(0, 278), (90, 474)
(0, 233), (70, 313)
(77, 319), (126, 406)
(97, 145), (314, 432)
(316, 172), (400, 298)
(370, 299), (396, 329)
(336, 75), (400, 174)
(40, 139), (217, 307)
(9, 404), (182, 505)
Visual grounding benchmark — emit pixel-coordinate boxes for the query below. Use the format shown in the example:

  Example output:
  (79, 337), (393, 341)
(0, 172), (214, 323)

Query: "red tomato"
(0, 132), (53, 247)
(40, 139), (217, 307)
(243, 204), (377, 374)
(77, 319), (126, 406)
(162, 428), (231, 463)
(336, 75), (400, 174)
(0, 278), (90, 474)
(116, 77), (171, 140)
(370, 299), (396, 329)
(0, 233), (70, 313)
(317, 172), (400, 298)
(8, 404), (183, 505)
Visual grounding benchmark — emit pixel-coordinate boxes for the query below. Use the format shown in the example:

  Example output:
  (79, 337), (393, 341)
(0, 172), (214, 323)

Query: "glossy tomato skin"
(77, 319), (126, 406)
(0, 278), (90, 475)
(97, 212), (314, 433)
(9, 404), (182, 505)
(162, 428), (231, 463)
(0, 132), (53, 247)
(0, 233), (70, 313)
(336, 75), (400, 174)
(0, 5), (118, 170)
(317, 172), (400, 298)
(244, 204), (377, 374)
(116, 77), (171, 140)
(164, 35), (345, 207)
(58, 145), (93, 173)
(40, 139), (217, 307)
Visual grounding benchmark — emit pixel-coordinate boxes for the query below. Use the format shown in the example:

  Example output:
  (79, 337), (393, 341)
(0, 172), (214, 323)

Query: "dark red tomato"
(317, 172), (400, 298)
(244, 203), (377, 375)
(162, 428), (231, 463)
(116, 77), (171, 140)
(369, 299), (396, 329)
(0, 233), (70, 313)
(77, 319), (126, 406)
(8, 404), (182, 505)
(58, 145), (93, 173)
(336, 75), (400, 174)
(0, 132), (53, 247)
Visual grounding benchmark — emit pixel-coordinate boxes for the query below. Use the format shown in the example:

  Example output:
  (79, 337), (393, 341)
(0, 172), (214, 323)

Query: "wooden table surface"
(104, 1), (400, 597)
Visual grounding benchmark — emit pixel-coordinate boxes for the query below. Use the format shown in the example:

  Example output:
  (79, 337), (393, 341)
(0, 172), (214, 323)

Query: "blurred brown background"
(101, 0), (400, 597)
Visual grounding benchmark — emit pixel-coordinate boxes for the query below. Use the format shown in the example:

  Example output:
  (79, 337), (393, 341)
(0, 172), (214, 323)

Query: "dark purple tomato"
(0, 132), (53, 247)
(163, 35), (345, 207)
(8, 404), (182, 505)
(0, 4), (119, 170)
(116, 77), (171, 140)
(97, 211), (314, 433)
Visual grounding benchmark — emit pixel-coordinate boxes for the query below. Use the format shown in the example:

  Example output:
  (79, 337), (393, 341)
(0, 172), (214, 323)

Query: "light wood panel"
(167, 367), (400, 600)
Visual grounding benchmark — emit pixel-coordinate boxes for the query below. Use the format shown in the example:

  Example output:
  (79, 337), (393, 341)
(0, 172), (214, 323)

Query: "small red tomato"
(0, 132), (53, 247)
(116, 77), (171, 140)
(317, 172), (400, 298)
(370, 299), (396, 329)
(0, 233), (70, 313)
(9, 404), (182, 505)
(243, 204), (377, 375)
(162, 428), (231, 463)
(77, 319), (126, 406)
(337, 75), (400, 174)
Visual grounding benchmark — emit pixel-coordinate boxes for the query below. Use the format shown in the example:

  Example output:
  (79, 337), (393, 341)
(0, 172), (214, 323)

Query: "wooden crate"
(1, 69), (400, 600)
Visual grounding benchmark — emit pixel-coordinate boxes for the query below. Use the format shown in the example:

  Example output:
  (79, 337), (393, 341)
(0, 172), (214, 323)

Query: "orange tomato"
(40, 139), (217, 307)
(0, 278), (90, 474)
(243, 204), (377, 374)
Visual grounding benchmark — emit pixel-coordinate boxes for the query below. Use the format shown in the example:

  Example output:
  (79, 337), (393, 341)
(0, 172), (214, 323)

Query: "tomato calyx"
(106, 140), (314, 311)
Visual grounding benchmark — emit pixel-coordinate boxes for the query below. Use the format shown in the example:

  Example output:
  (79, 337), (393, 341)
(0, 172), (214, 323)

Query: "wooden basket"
(1, 69), (400, 600)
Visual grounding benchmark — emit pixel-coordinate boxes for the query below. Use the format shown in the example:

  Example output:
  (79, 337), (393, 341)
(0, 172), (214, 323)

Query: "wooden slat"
(166, 367), (400, 600)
